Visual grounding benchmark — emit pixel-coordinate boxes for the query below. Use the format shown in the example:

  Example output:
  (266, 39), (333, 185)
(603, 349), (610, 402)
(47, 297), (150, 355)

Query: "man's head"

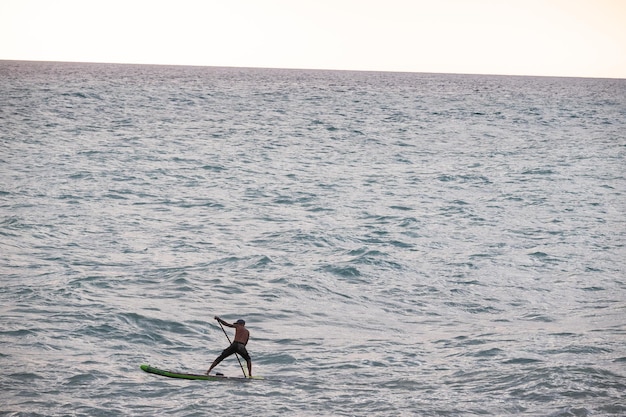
(234, 319), (245, 326)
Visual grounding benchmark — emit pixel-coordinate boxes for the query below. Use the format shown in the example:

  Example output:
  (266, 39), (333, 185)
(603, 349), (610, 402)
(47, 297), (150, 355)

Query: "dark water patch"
(389, 239), (413, 249)
(503, 357), (544, 365)
(435, 334), (496, 348)
(306, 205), (335, 213)
(397, 217), (419, 228)
(201, 164), (225, 172)
(320, 264), (361, 278)
(7, 372), (42, 382)
(521, 313), (555, 322)
(451, 279), (482, 286)
(249, 255), (273, 268)
(0, 328), (40, 337)
(528, 251), (563, 264)
(473, 347), (504, 357)
(469, 252), (496, 259)
(581, 286), (604, 291)
(114, 312), (190, 338)
(521, 168), (557, 175)
(178, 199), (224, 209)
(63, 372), (102, 386)
(68, 171), (95, 180)
(209, 256), (247, 266)
(444, 300), (500, 314)
(389, 205), (412, 211)
(542, 345), (613, 355)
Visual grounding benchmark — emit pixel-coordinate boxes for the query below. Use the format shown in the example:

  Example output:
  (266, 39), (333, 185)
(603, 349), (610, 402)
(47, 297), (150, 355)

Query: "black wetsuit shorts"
(217, 341), (250, 361)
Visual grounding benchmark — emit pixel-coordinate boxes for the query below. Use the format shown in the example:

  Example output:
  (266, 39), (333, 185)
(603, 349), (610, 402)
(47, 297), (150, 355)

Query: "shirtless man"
(206, 316), (252, 377)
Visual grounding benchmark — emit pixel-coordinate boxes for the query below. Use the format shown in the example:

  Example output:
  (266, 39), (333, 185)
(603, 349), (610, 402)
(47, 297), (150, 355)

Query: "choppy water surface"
(1, 61), (625, 416)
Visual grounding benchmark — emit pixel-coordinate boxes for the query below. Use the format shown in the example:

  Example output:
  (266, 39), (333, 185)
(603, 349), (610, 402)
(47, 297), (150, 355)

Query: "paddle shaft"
(217, 320), (247, 378)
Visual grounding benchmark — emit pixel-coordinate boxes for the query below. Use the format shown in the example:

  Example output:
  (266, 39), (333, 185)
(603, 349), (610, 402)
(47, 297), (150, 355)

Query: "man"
(206, 316), (252, 377)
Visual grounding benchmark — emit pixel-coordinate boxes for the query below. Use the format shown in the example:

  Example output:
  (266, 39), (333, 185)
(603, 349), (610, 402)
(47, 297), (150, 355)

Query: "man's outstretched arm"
(215, 316), (235, 327)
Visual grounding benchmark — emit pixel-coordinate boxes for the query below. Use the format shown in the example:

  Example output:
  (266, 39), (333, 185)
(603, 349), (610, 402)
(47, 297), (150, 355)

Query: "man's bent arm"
(215, 316), (234, 327)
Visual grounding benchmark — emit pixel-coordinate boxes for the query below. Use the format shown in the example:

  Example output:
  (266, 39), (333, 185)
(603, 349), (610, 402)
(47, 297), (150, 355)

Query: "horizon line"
(2, 58), (625, 81)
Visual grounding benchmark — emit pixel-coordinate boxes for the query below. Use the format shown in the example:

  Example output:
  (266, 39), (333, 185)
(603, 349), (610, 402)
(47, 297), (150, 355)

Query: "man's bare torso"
(234, 326), (249, 345)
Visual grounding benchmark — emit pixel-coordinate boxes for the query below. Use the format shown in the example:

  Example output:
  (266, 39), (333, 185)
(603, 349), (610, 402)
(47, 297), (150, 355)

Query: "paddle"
(217, 319), (247, 378)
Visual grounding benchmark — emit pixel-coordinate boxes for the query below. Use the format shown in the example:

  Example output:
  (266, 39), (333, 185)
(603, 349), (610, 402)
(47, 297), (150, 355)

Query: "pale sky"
(2, 0), (625, 78)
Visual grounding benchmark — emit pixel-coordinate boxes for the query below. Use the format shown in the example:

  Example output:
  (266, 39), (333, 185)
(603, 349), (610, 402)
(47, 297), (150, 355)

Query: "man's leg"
(237, 345), (252, 378)
(206, 356), (224, 375)
(206, 344), (235, 374)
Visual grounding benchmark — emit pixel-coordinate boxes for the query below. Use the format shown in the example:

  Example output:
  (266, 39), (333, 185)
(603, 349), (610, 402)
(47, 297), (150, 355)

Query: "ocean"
(0, 61), (625, 416)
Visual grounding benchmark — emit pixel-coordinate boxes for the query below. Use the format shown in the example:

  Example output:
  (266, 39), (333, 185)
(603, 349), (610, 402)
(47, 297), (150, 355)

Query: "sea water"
(0, 61), (625, 416)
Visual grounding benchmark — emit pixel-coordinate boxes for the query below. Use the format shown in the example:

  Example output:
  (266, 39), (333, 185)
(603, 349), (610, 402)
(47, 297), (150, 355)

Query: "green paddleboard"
(140, 364), (263, 381)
